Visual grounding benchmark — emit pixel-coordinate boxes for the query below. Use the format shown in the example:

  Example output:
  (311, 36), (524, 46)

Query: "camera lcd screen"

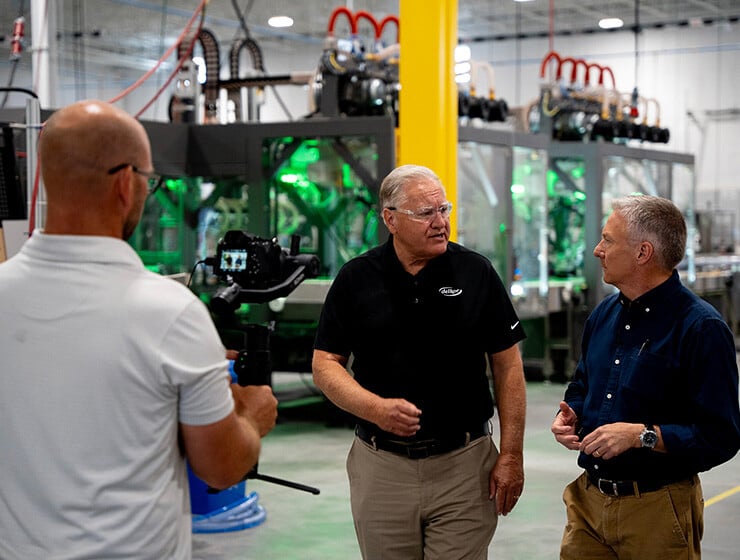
(219, 249), (248, 272)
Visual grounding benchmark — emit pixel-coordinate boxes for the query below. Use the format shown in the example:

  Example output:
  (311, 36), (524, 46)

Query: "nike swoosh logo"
(510, 321), (520, 330)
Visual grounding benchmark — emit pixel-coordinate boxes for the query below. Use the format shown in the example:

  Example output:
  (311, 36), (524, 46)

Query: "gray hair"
(379, 164), (445, 209)
(611, 195), (687, 270)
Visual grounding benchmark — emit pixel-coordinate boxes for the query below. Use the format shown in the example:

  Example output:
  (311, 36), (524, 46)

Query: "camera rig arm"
(211, 253), (320, 314)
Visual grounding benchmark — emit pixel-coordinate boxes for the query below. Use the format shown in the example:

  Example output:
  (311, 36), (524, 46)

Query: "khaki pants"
(561, 472), (704, 560)
(347, 434), (498, 560)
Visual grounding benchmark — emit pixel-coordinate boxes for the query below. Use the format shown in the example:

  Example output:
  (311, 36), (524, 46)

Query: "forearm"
(182, 412), (262, 490)
(492, 349), (526, 455)
(312, 351), (383, 424)
(495, 374), (526, 454)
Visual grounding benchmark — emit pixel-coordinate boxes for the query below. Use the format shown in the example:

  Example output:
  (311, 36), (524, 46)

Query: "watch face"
(641, 429), (658, 448)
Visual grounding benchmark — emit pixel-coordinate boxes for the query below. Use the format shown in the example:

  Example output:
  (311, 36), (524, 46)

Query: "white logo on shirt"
(439, 287), (463, 297)
(510, 321), (520, 330)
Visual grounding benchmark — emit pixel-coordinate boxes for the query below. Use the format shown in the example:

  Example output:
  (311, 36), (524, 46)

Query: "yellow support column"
(398, 0), (459, 240)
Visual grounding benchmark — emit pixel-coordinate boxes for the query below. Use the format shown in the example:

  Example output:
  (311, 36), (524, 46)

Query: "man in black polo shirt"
(312, 164), (527, 559)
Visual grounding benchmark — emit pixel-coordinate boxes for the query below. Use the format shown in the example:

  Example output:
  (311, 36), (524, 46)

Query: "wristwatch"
(639, 424), (658, 449)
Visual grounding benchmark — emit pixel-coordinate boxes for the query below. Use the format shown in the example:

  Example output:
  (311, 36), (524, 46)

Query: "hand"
(226, 349), (239, 361)
(231, 385), (278, 437)
(579, 422), (642, 460)
(371, 398), (421, 437)
(551, 401), (581, 451)
(489, 452), (524, 516)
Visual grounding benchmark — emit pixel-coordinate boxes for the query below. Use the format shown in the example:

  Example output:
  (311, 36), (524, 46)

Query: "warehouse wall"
(1, 18), (738, 223)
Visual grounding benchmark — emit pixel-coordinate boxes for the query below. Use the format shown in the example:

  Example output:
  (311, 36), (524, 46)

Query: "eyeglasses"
(387, 201), (453, 223)
(107, 163), (164, 195)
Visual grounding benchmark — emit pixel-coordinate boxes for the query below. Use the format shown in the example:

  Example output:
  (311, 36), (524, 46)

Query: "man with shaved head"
(0, 100), (277, 559)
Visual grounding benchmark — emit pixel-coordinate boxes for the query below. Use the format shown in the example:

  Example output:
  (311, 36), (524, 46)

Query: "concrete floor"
(193, 377), (740, 560)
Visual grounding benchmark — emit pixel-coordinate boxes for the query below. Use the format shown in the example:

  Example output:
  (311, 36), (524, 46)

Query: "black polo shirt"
(314, 238), (526, 439)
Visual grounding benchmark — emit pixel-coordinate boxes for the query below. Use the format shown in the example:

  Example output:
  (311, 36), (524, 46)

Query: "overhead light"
(268, 15), (294, 28)
(598, 17), (624, 30)
(455, 62), (472, 75)
(454, 44), (471, 63)
(513, 0), (536, 3)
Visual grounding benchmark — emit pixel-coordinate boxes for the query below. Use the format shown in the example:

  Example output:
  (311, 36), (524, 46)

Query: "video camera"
(210, 231), (320, 316)
(205, 231), (321, 495)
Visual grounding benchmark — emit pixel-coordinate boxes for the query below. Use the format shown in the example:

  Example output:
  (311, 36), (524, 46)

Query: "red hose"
(601, 66), (617, 89)
(354, 10), (380, 38)
(539, 50), (561, 79)
(569, 58), (588, 84)
(327, 6), (356, 35)
(378, 14), (399, 41)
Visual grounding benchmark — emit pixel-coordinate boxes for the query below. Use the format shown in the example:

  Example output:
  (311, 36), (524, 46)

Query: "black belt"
(355, 423), (490, 460)
(587, 471), (687, 497)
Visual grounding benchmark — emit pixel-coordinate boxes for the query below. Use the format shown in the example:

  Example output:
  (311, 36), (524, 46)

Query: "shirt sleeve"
(659, 317), (740, 471)
(160, 299), (234, 426)
(481, 259), (526, 353)
(313, 267), (352, 357)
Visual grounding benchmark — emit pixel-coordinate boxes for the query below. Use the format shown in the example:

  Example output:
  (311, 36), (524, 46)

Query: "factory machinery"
(130, 26), (725, 381)
(5, 10), (737, 383)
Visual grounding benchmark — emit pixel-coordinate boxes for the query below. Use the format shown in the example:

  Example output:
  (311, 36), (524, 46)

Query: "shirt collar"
(618, 269), (682, 312)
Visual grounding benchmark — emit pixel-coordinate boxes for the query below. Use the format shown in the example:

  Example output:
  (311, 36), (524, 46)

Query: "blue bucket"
(187, 465), (266, 533)
(186, 360), (266, 532)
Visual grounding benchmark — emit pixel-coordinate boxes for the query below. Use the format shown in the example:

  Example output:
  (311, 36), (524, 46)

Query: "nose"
(429, 210), (447, 227)
(593, 244), (605, 258)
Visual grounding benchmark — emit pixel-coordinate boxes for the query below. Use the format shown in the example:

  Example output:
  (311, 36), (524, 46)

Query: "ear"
(111, 166), (135, 212)
(382, 208), (398, 234)
(636, 241), (654, 264)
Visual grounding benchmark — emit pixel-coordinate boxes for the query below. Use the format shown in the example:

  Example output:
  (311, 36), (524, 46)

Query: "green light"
(571, 165), (585, 179)
(342, 164), (352, 188)
(499, 223), (506, 233)
(546, 169), (559, 196)
(164, 178), (186, 193)
(574, 191), (587, 201)
(291, 141), (321, 165)
(280, 173), (300, 184)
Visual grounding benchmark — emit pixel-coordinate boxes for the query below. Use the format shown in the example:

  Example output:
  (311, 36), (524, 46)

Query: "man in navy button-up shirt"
(552, 195), (740, 559)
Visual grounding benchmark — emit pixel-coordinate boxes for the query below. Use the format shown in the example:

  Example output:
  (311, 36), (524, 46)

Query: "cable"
(152, 0), (170, 118)
(187, 258), (211, 289)
(231, 0), (254, 39)
(229, 0), (293, 121)
(634, 0), (641, 88)
(134, 11), (204, 119)
(107, 0), (207, 106)
(0, 61), (21, 108)
(31, 0), (50, 99)
(1, 0), (27, 108)
(0, 86), (38, 100)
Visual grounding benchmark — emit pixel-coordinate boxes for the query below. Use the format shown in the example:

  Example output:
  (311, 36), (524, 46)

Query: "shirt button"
(625, 325), (631, 330)
(645, 307), (650, 313)
(594, 464), (600, 470)
(414, 298), (419, 304)
(606, 393), (612, 399)
(615, 359), (620, 365)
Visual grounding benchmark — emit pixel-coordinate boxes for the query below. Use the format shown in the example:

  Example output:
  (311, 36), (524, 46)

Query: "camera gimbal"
(205, 232), (321, 496)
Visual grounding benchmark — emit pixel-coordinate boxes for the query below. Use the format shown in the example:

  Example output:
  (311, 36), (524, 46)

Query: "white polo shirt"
(0, 231), (234, 559)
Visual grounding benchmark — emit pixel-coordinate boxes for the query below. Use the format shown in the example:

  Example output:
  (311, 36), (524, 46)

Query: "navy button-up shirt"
(565, 270), (740, 482)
